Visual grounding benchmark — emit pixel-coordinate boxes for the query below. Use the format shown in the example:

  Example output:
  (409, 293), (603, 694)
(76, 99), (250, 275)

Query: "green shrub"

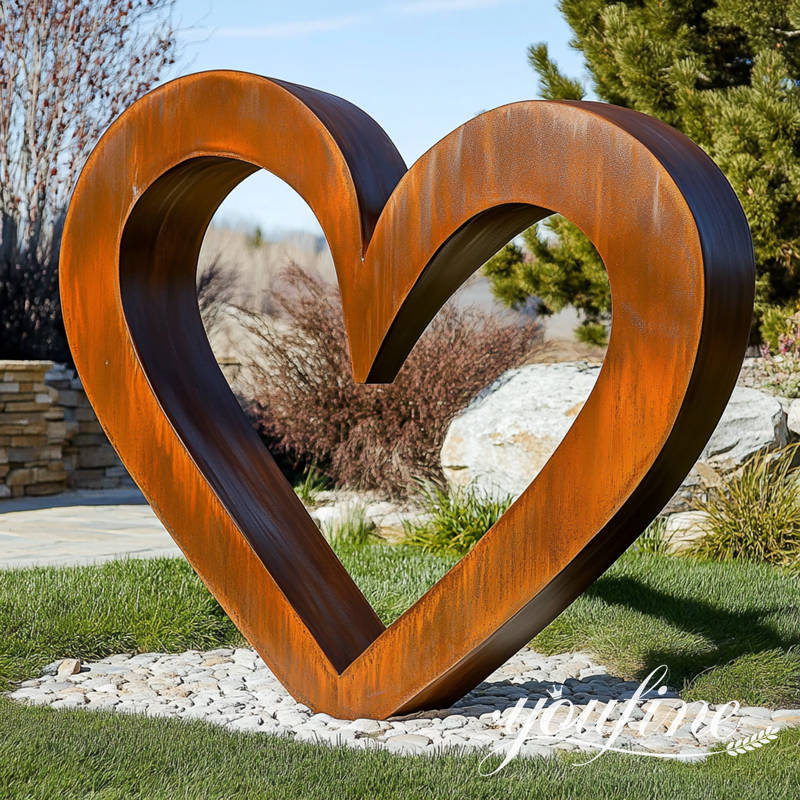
(574, 320), (608, 347)
(766, 369), (800, 399)
(758, 303), (798, 352)
(692, 446), (800, 573)
(403, 482), (513, 556)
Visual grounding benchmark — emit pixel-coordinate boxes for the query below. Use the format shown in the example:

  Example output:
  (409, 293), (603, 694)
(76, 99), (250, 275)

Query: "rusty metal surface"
(59, 71), (755, 719)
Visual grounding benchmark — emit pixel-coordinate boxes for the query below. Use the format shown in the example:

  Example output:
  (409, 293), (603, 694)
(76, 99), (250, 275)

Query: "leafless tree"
(0, 0), (177, 360)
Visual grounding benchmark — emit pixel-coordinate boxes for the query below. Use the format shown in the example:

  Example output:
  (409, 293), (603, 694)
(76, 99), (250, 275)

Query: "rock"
(40, 660), (63, 677)
(25, 693), (59, 706)
(87, 665), (131, 675)
(663, 511), (710, 554)
(441, 363), (789, 504)
(578, 666), (608, 680)
(441, 363), (599, 498)
(372, 509), (425, 542)
(92, 682), (123, 694)
(772, 709), (800, 724)
(639, 735), (679, 752)
(384, 733), (432, 753)
(345, 718), (383, 735)
(9, 688), (49, 702)
(293, 727), (328, 744)
(227, 716), (264, 732)
(56, 658), (82, 677)
(9, 645), (795, 760)
(128, 653), (160, 664)
(306, 492), (421, 542)
(409, 725), (443, 739)
(181, 706), (212, 721)
(738, 706), (773, 719)
(121, 690), (159, 702)
(515, 743), (555, 759)
(699, 388), (788, 469)
(201, 656), (230, 667)
(549, 669), (570, 684)
(86, 694), (120, 709)
(452, 704), (496, 717)
(275, 708), (309, 727)
(786, 398), (800, 436)
(49, 694), (88, 709)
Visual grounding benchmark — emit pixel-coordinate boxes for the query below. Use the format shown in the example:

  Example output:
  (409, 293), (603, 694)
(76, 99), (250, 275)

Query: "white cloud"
(212, 13), (367, 39)
(389, 0), (512, 14)
(207, 0), (511, 40)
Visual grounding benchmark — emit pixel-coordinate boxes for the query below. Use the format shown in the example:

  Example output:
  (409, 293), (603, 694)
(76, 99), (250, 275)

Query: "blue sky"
(175, 0), (588, 234)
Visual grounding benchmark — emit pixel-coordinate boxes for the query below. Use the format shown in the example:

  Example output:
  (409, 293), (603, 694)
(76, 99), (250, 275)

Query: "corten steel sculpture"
(59, 71), (755, 720)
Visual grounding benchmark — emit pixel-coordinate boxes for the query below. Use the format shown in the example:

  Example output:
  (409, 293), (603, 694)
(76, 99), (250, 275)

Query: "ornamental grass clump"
(324, 506), (378, 548)
(403, 481), (513, 556)
(631, 517), (669, 555)
(692, 445), (800, 573)
(239, 264), (539, 497)
(292, 465), (329, 506)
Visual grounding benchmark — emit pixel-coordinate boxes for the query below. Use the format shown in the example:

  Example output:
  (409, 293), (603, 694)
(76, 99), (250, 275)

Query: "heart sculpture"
(59, 71), (755, 719)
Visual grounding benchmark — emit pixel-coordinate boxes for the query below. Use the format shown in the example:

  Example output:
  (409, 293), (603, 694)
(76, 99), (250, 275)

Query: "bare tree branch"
(0, 0), (177, 360)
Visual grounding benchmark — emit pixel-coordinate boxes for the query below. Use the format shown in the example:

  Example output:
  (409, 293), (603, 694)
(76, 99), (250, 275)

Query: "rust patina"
(59, 72), (755, 719)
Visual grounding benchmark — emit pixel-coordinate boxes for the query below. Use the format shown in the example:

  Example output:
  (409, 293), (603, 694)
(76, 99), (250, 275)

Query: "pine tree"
(485, 1), (800, 345)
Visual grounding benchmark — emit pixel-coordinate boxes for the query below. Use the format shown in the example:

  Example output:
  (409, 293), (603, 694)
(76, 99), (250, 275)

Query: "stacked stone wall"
(0, 361), (68, 498)
(0, 360), (133, 498)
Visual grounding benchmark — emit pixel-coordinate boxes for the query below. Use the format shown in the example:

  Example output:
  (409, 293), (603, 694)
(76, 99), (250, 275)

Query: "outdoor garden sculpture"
(59, 72), (755, 719)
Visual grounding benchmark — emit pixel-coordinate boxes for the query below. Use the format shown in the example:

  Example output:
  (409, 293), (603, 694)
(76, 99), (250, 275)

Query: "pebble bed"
(7, 648), (799, 759)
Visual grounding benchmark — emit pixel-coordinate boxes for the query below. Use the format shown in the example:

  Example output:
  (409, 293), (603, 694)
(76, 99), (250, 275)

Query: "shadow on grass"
(585, 573), (800, 685)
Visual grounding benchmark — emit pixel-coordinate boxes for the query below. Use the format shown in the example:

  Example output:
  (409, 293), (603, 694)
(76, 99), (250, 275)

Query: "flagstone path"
(0, 489), (179, 568)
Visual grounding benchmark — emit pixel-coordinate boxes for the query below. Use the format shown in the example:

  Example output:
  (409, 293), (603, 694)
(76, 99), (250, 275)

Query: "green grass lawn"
(2, 546), (797, 705)
(0, 545), (798, 798)
(0, 557), (242, 692)
(530, 552), (800, 707)
(1, 699), (798, 800)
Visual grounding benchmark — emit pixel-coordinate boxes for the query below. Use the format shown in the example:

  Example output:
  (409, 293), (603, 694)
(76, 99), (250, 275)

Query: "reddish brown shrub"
(238, 265), (540, 497)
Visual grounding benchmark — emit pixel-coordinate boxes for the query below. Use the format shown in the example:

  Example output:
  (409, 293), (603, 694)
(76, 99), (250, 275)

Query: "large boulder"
(666, 385), (789, 512)
(698, 386), (789, 470)
(440, 362), (789, 506)
(441, 363), (600, 498)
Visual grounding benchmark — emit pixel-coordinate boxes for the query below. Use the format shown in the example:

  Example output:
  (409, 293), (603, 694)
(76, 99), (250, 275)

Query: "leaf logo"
(725, 727), (780, 756)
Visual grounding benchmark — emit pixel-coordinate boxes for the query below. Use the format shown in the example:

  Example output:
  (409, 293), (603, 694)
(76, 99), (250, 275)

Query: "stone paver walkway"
(0, 489), (180, 568)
